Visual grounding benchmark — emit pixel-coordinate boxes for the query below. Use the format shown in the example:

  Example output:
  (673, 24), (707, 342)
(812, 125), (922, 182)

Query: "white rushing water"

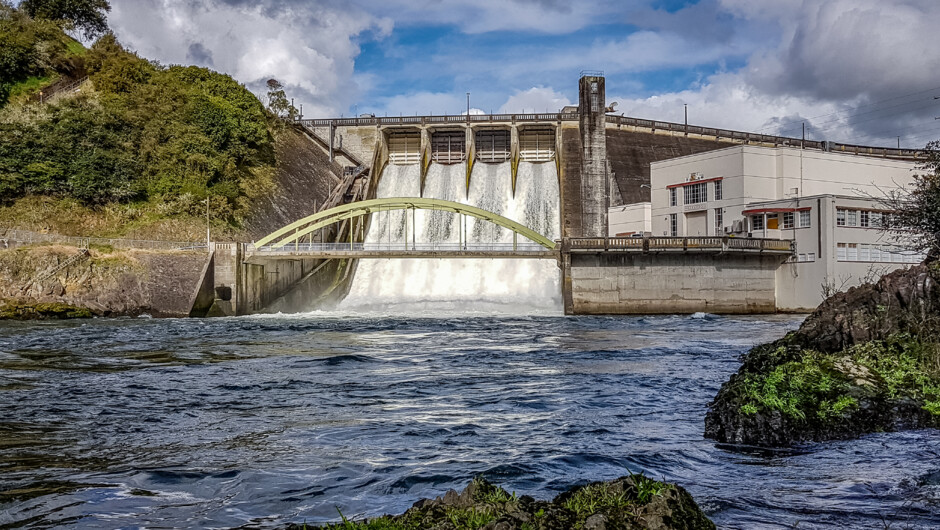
(340, 161), (562, 313)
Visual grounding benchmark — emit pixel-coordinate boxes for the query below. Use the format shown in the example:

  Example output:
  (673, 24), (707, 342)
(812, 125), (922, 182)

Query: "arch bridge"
(247, 198), (558, 261)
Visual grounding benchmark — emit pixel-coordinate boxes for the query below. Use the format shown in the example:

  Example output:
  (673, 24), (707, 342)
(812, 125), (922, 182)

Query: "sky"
(99, 0), (940, 148)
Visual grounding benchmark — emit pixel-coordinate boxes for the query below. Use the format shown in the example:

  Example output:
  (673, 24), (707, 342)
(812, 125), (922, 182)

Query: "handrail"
(293, 114), (923, 159)
(564, 236), (794, 253)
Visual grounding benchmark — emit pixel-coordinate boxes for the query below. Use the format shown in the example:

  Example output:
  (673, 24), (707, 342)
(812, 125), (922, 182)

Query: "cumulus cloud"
(499, 87), (571, 114)
(109, 0), (389, 116)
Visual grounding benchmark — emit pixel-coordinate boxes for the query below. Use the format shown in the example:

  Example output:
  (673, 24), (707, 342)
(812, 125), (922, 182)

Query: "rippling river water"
(1, 312), (938, 528)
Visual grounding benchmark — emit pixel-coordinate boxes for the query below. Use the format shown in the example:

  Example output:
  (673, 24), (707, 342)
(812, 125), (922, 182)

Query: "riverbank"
(0, 244), (209, 318)
(706, 263), (940, 446)
(293, 475), (714, 530)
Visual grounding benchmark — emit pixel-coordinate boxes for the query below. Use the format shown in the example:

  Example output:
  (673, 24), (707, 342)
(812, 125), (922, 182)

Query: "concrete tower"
(578, 74), (608, 237)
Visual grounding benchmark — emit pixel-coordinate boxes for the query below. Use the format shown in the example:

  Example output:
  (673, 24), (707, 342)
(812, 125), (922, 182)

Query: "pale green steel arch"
(255, 197), (556, 250)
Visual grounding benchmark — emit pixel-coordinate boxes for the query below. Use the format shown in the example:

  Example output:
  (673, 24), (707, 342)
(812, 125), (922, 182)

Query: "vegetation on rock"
(292, 475), (714, 530)
(0, 301), (91, 319)
(706, 264), (940, 446)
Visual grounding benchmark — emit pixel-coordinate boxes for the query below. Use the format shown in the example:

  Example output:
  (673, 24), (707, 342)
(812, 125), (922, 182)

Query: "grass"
(0, 196), (243, 242)
(7, 74), (58, 102)
(739, 337), (940, 420)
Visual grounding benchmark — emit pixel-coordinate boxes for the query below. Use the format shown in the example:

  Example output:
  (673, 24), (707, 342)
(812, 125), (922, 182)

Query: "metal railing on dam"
(295, 114), (923, 160)
(562, 236), (794, 255)
(246, 242), (555, 260)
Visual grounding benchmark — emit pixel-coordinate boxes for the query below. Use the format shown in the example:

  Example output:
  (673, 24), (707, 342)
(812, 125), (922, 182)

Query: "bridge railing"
(250, 242), (552, 253)
(564, 236), (794, 253)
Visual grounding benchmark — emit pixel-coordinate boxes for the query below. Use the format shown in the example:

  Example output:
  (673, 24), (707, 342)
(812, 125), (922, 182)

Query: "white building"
(613, 145), (925, 310)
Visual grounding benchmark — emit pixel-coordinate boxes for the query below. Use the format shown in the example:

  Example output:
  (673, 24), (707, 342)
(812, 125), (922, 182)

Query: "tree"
(265, 78), (297, 119)
(20, 0), (111, 39)
(882, 140), (940, 262)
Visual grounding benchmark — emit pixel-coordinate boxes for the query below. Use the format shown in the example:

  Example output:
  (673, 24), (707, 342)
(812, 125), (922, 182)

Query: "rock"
(294, 476), (715, 529)
(706, 262), (940, 447)
(584, 513), (607, 529)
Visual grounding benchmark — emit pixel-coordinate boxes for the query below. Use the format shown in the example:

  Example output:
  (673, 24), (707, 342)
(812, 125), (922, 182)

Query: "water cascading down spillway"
(340, 129), (562, 313)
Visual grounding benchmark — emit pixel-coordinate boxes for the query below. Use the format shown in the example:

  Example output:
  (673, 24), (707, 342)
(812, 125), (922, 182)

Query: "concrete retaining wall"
(567, 252), (782, 314)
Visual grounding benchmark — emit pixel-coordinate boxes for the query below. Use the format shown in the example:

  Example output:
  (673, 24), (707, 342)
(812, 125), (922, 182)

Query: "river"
(1, 312), (938, 528)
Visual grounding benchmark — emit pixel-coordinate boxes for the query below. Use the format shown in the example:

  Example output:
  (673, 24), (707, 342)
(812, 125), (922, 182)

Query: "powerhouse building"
(609, 144), (926, 310)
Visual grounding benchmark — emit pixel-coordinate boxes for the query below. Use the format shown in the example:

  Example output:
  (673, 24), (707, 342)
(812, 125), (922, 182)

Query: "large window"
(782, 212), (794, 229)
(800, 210), (811, 228)
(837, 208), (846, 226)
(860, 210), (870, 228)
(847, 210), (858, 227)
(751, 215), (764, 231)
(669, 188), (677, 207)
(714, 180), (722, 201)
(837, 242), (927, 263)
(670, 213), (678, 236)
(714, 208), (723, 235)
(684, 182), (708, 204)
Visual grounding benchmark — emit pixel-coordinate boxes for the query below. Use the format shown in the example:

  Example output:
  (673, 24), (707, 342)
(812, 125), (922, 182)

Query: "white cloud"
(109, 0), (387, 116)
(499, 87), (571, 114)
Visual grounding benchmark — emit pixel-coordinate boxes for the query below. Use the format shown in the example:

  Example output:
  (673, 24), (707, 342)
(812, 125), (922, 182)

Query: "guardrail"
(295, 113), (923, 159)
(563, 236), (794, 253)
(0, 228), (207, 251)
(251, 242), (550, 253)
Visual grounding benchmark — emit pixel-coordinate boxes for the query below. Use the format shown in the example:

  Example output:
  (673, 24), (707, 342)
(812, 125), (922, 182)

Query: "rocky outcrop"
(0, 245), (209, 318)
(791, 263), (940, 353)
(292, 475), (715, 530)
(705, 263), (940, 447)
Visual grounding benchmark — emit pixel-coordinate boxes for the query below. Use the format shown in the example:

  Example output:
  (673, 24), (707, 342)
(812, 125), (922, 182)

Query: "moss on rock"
(290, 475), (714, 530)
(0, 301), (92, 319)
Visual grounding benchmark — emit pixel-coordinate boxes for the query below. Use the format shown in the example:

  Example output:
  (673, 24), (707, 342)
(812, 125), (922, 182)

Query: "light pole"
(205, 197), (210, 246)
(466, 92), (470, 123)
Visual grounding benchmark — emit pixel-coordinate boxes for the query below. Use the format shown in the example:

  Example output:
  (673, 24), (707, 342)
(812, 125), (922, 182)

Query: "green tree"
(883, 140), (940, 261)
(265, 78), (297, 119)
(20, 0), (111, 39)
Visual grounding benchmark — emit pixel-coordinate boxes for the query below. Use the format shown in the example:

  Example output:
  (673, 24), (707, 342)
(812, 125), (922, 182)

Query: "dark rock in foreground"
(706, 264), (940, 447)
(291, 475), (715, 530)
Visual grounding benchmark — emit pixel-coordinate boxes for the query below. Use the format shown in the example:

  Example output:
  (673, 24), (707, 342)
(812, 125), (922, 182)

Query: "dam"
(201, 74), (921, 316)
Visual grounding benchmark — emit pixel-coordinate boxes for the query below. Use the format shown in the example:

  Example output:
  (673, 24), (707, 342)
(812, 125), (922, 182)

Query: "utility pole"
(206, 197), (210, 245)
(466, 92), (470, 124)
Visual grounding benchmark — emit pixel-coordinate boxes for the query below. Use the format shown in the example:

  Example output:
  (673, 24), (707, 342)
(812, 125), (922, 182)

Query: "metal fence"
(251, 242), (550, 253)
(0, 227), (207, 251)
(565, 236), (794, 253)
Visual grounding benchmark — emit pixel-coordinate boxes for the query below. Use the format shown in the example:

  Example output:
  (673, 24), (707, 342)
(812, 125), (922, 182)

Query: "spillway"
(340, 162), (561, 313)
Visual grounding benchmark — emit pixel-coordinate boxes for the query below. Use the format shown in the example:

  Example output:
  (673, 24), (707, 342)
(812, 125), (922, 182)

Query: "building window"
(808, 252), (816, 262)
(860, 210), (870, 228)
(670, 213), (678, 236)
(751, 215), (764, 231)
(848, 243), (858, 261)
(837, 209), (846, 226)
(714, 180), (722, 201)
(684, 182), (708, 204)
(714, 208), (723, 235)
(871, 211), (883, 228)
(669, 188), (677, 207)
(800, 210), (811, 228)
(847, 210), (858, 227)
(837, 243), (847, 261)
(782, 212), (794, 229)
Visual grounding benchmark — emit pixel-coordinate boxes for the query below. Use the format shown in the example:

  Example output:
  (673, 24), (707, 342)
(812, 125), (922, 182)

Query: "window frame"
(782, 212), (794, 229)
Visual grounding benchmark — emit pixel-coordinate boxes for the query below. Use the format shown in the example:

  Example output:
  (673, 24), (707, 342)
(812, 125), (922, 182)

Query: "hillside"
(0, 3), (334, 242)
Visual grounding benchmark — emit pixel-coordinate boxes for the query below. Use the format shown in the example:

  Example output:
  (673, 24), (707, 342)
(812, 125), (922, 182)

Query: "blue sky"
(106, 0), (940, 147)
